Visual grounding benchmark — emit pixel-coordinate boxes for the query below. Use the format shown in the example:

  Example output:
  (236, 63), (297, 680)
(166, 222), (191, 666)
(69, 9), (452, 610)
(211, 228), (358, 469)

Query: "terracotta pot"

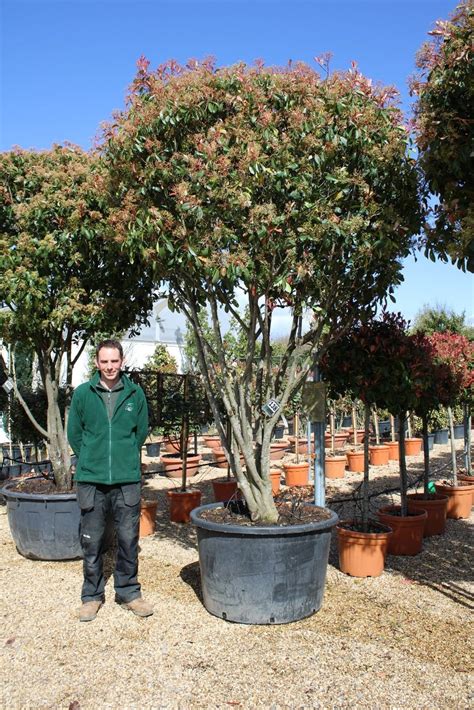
(346, 450), (364, 473)
(406, 493), (448, 537)
(212, 479), (240, 502)
(160, 453), (202, 478)
(369, 445), (390, 467)
(167, 489), (202, 523)
(434, 481), (474, 519)
(283, 461), (308, 487)
(139, 500), (158, 537)
(293, 438), (315, 454)
(386, 441), (399, 461)
(203, 436), (222, 451)
(377, 505), (427, 555)
(404, 438), (422, 456)
(269, 469), (281, 495)
(162, 436), (192, 454)
(348, 429), (366, 444)
(325, 455), (346, 479)
(212, 447), (245, 469)
(269, 440), (289, 460)
(337, 521), (392, 577)
(324, 431), (349, 449)
(457, 474), (474, 504)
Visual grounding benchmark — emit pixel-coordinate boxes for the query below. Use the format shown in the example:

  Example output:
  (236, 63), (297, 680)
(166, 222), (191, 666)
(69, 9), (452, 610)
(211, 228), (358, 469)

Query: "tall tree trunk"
(398, 412), (408, 516)
(362, 404), (371, 532)
(463, 403), (472, 475)
(422, 414), (430, 498)
(43, 360), (71, 490)
(447, 406), (457, 484)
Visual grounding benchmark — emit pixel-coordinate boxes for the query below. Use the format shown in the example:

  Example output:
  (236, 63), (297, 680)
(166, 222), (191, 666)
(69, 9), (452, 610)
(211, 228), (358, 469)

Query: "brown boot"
(119, 597), (153, 617)
(78, 600), (103, 622)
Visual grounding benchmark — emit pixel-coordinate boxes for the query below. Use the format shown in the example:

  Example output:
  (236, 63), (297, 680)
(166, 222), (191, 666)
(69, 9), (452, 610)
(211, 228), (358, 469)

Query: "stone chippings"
(0, 440), (472, 709)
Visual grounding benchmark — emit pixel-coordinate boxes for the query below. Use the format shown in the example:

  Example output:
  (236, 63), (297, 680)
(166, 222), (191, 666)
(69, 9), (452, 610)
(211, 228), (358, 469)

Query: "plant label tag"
(262, 398), (280, 417)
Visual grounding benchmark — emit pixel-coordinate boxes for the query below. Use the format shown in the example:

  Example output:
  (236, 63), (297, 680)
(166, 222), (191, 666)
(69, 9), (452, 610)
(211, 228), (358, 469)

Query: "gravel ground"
(0, 440), (472, 710)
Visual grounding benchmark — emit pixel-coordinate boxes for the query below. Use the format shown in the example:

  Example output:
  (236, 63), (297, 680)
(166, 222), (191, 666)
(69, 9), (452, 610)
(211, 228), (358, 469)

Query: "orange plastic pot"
(386, 441), (399, 461)
(269, 469), (281, 495)
(324, 431), (349, 449)
(457, 474), (474, 504)
(434, 482), (474, 519)
(377, 505), (427, 555)
(369, 445), (390, 466)
(407, 493), (448, 536)
(212, 479), (240, 502)
(160, 453), (202, 478)
(139, 500), (158, 537)
(269, 441), (289, 460)
(347, 429), (366, 444)
(212, 447), (245, 469)
(337, 521), (392, 577)
(203, 436), (222, 451)
(293, 438), (315, 455)
(162, 436), (192, 454)
(325, 456), (346, 479)
(167, 489), (202, 523)
(404, 438), (422, 456)
(283, 462), (309, 487)
(346, 450), (364, 473)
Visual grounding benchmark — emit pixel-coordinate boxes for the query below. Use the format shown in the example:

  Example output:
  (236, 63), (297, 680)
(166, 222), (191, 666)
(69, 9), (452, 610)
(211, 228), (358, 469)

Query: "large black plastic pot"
(190, 502), (338, 625)
(1, 480), (82, 560)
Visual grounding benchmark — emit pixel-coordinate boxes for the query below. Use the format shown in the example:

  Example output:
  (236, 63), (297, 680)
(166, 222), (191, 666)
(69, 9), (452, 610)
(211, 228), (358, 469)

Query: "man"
(68, 339), (153, 621)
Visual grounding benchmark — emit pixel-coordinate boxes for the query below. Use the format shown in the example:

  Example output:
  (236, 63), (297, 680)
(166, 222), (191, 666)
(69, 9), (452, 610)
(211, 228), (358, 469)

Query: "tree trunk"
(398, 412), (408, 516)
(362, 404), (370, 532)
(463, 403), (472, 475)
(422, 414), (430, 498)
(43, 361), (71, 490)
(447, 406), (457, 484)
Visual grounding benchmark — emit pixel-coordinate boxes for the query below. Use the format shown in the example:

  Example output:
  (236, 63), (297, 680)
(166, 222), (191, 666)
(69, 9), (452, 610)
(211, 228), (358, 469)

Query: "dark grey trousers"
(78, 482), (141, 603)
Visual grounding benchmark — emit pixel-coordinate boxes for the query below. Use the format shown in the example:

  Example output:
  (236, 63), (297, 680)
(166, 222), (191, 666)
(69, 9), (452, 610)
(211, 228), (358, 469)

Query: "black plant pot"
(433, 428), (449, 445)
(452, 424), (464, 440)
(146, 442), (161, 457)
(272, 424), (285, 440)
(190, 502), (338, 624)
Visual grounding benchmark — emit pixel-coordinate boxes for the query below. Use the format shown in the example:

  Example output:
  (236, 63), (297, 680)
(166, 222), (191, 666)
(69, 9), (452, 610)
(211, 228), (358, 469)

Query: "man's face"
(95, 347), (123, 388)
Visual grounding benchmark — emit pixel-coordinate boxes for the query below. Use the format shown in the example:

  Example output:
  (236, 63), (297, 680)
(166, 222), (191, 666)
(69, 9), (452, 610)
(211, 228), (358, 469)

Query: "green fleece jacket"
(67, 372), (148, 485)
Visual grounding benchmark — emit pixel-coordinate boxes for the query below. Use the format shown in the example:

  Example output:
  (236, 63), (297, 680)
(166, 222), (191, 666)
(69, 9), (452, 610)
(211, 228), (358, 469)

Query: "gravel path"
(0, 441), (472, 709)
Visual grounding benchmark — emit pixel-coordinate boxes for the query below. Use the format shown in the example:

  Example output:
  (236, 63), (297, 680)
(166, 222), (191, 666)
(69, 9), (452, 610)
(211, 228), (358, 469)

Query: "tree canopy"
(102, 59), (422, 521)
(412, 1), (474, 271)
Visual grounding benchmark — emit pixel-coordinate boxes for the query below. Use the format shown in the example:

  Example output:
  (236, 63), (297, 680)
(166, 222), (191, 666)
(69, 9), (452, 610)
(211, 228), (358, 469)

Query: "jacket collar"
(90, 371), (137, 393)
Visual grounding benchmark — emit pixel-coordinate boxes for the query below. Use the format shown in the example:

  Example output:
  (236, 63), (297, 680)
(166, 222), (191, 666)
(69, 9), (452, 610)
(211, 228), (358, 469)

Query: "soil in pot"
(369, 445), (390, 466)
(434, 481), (474, 519)
(337, 520), (392, 577)
(167, 489), (202, 523)
(283, 461), (309, 486)
(160, 453), (202, 478)
(406, 493), (448, 537)
(324, 455), (346, 479)
(377, 505), (427, 556)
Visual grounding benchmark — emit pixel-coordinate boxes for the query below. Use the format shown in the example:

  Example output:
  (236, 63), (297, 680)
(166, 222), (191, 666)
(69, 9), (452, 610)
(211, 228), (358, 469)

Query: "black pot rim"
(190, 501), (338, 536)
(0, 477), (77, 502)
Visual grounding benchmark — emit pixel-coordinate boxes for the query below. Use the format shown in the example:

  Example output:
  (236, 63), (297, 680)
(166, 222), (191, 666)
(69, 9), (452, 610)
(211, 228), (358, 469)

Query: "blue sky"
(1, 0), (472, 327)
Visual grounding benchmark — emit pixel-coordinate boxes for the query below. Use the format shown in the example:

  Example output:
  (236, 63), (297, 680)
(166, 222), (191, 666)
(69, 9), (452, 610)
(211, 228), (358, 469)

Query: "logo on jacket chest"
(125, 403), (134, 412)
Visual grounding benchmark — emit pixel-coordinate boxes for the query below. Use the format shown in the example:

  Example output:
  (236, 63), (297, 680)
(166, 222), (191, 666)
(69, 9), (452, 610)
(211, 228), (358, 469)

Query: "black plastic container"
(191, 502), (338, 624)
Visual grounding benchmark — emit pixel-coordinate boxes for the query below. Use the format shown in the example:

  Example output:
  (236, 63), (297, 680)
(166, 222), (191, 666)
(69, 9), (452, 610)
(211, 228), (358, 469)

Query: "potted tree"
(0, 145), (156, 559)
(103, 58), (422, 622)
(429, 332), (474, 517)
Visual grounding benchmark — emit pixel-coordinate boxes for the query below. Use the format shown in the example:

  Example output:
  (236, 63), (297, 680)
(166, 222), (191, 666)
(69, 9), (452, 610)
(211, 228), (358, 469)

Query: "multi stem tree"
(0, 145), (157, 489)
(411, 1), (474, 271)
(103, 58), (422, 523)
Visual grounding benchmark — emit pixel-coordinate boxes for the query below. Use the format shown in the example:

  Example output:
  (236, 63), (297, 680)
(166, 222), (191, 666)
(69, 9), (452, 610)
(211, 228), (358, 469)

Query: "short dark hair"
(95, 339), (124, 359)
